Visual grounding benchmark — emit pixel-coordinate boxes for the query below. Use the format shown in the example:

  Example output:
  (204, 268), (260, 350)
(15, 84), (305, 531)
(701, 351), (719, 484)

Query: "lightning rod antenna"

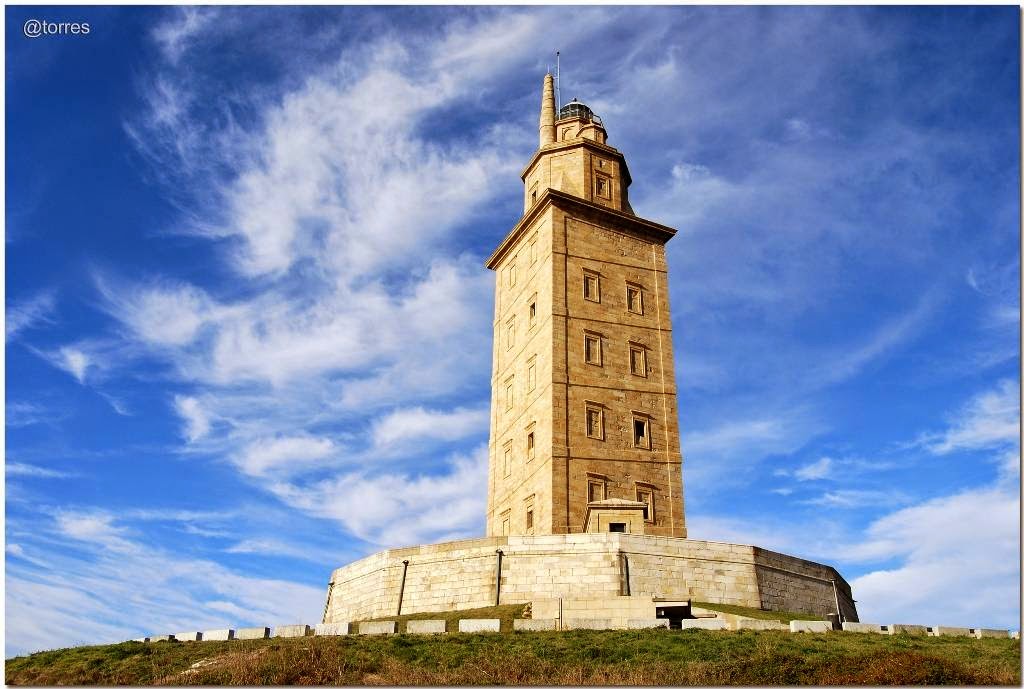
(555, 51), (561, 113)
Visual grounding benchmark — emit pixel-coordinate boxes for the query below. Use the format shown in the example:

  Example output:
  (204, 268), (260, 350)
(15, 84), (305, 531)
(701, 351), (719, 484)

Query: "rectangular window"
(530, 184), (539, 207)
(632, 415), (651, 449)
(503, 442), (513, 478)
(584, 332), (602, 366)
(505, 376), (514, 411)
(587, 478), (606, 503)
(506, 316), (515, 350)
(529, 233), (538, 264)
(527, 356), (537, 391)
(626, 283), (644, 315)
(629, 344), (647, 377)
(585, 404), (604, 440)
(583, 271), (600, 302)
(501, 510), (511, 536)
(636, 486), (655, 522)
(524, 494), (535, 534)
(526, 427), (536, 461)
(528, 299), (537, 328)
(609, 522), (626, 533)
(596, 174), (610, 199)
(508, 261), (517, 288)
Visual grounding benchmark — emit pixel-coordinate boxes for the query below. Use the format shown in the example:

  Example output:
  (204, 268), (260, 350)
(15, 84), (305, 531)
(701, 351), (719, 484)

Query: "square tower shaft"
(485, 78), (685, 538)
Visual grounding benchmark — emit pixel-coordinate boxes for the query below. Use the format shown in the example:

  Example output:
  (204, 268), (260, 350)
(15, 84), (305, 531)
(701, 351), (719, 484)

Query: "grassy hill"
(6, 627), (1019, 685)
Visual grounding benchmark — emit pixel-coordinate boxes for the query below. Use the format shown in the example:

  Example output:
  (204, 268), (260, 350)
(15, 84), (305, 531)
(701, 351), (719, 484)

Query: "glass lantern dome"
(557, 99), (602, 125)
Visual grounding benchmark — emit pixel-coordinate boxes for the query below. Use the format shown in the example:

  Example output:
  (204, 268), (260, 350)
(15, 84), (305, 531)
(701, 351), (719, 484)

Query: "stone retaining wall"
(324, 533), (859, 624)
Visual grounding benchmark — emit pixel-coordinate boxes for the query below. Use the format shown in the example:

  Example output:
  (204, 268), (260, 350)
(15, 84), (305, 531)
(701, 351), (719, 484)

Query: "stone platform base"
(322, 533), (857, 625)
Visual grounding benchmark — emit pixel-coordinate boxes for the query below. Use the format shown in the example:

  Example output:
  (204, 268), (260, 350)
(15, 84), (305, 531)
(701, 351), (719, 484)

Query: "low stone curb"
(274, 624), (310, 638)
(681, 618), (728, 631)
(974, 628), (1010, 639)
(931, 626), (971, 637)
(139, 617), (1022, 642)
(358, 621), (396, 635)
(736, 619), (788, 631)
(458, 619), (500, 633)
(314, 623), (350, 636)
(889, 624), (928, 636)
(406, 620), (446, 634)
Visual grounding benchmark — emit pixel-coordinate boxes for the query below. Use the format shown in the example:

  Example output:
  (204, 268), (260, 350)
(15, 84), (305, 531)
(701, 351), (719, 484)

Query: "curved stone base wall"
(323, 534), (857, 624)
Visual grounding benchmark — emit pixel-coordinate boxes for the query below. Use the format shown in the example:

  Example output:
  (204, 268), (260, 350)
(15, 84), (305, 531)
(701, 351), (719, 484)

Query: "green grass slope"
(6, 629), (1020, 685)
(362, 602), (528, 633)
(689, 601), (822, 622)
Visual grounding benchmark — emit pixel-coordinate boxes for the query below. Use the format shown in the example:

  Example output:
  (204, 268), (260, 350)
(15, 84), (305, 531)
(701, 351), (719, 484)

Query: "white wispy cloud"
(7, 290), (57, 340)
(236, 435), (336, 477)
(98, 392), (132, 416)
(151, 6), (219, 64)
(685, 416), (816, 458)
(922, 379), (1020, 456)
(58, 346), (91, 384)
(803, 489), (911, 509)
(7, 463), (75, 479)
(684, 512), (852, 562)
(814, 294), (939, 386)
(682, 410), (825, 489)
(776, 455), (897, 483)
(56, 512), (134, 548)
(269, 446), (488, 547)
(6, 508), (324, 657)
(224, 538), (322, 562)
(793, 457), (833, 481)
(174, 395), (211, 442)
(97, 276), (216, 347)
(29, 338), (140, 388)
(371, 405), (489, 450)
(5, 402), (59, 428)
(87, 13), (538, 554)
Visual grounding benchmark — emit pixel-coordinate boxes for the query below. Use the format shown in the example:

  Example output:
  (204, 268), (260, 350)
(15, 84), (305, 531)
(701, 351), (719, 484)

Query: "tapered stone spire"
(539, 73), (555, 147)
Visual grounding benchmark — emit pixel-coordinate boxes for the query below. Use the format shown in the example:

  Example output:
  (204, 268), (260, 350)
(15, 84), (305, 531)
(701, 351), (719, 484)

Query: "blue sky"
(5, 6), (1019, 656)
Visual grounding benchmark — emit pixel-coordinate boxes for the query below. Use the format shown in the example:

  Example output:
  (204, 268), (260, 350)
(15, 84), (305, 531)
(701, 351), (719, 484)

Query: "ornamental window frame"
(585, 402), (605, 440)
(584, 331), (603, 366)
(629, 342), (647, 377)
(583, 270), (601, 303)
(626, 282), (644, 315)
(631, 412), (652, 450)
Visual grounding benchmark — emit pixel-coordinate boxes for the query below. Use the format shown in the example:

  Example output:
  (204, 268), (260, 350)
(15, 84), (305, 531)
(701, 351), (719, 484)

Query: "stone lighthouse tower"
(323, 72), (857, 628)
(484, 73), (686, 538)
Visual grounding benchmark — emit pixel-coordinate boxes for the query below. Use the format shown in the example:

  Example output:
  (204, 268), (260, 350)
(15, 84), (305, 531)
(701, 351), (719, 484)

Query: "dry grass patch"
(6, 628), (1020, 685)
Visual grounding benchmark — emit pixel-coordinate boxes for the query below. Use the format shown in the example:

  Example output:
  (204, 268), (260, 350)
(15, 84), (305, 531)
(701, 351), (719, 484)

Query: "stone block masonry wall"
(623, 537), (760, 606)
(753, 547), (858, 622)
(324, 534), (859, 624)
(325, 537), (505, 623)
